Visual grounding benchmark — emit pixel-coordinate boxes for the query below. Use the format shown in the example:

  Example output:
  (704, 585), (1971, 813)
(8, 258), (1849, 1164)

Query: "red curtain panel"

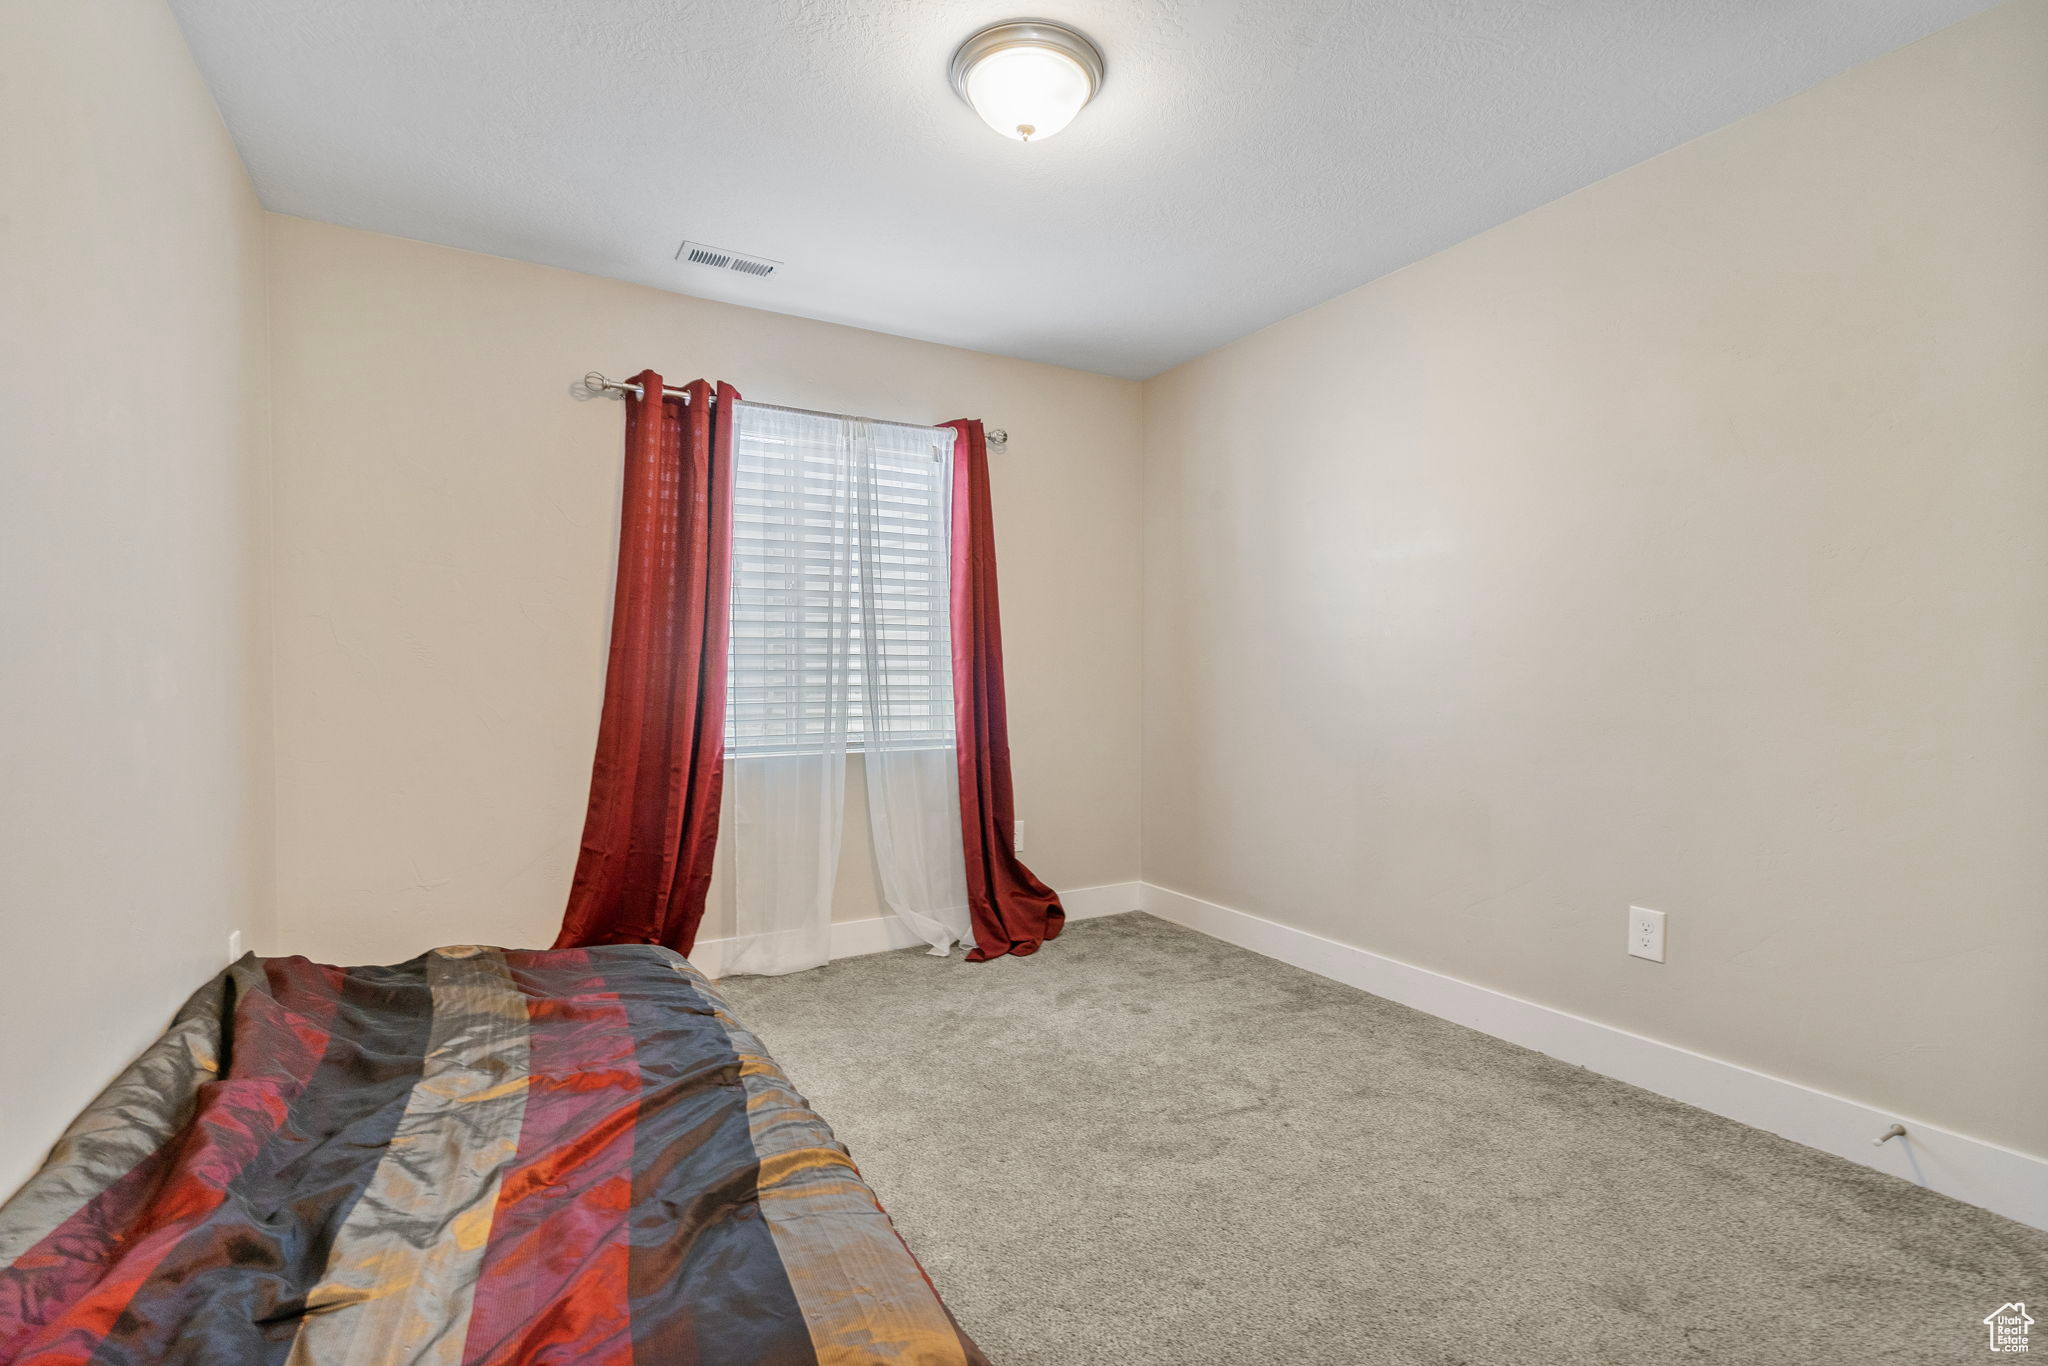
(944, 419), (1066, 961)
(556, 373), (739, 954)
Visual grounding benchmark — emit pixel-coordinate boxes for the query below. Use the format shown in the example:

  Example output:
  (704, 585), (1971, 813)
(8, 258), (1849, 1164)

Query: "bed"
(0, 944), (988, 1365)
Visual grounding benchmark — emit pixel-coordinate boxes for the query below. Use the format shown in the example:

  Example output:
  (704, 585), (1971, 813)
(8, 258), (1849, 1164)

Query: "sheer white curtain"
(720, 404), (969, 976)
(855, 426), (971, 957)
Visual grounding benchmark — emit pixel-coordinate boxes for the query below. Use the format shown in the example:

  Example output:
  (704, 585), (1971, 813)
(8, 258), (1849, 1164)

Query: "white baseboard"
(692, 880), (1140, 980)
(1138, 882), (2048, 1233)
(1056, 880), (1148, 921)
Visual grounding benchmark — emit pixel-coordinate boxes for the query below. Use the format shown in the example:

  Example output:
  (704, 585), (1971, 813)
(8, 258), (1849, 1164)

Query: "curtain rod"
(580, 372), (1007, 447)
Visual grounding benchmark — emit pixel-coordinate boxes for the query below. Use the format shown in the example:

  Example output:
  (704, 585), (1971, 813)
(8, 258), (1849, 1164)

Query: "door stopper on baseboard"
(1873, 1123), (1908, 1147)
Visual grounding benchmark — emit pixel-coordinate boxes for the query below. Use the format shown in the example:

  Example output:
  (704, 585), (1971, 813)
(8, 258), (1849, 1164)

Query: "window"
(725, 402), (957, 757)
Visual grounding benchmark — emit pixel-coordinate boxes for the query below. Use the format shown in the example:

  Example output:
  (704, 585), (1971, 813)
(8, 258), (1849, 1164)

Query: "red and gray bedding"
(0, 945), (988, 1365)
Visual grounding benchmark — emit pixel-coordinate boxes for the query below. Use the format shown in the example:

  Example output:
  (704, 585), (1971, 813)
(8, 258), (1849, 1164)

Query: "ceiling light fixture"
(949, 19), (1104, 143)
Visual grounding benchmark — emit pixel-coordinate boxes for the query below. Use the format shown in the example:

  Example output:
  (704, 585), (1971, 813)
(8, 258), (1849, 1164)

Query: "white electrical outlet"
(227, 929), (244, 964)
(1627, 906), (1666, 962)
(1013, 820), (1025, 856)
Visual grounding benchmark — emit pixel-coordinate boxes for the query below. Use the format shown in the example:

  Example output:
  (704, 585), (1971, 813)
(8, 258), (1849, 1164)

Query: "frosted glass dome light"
(950, 21), (1105, 143)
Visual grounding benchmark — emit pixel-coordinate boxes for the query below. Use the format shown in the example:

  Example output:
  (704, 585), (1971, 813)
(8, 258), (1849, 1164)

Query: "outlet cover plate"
(1627, 906), (1666, 962)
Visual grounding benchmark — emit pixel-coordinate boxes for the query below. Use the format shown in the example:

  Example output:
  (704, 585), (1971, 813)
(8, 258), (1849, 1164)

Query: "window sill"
(724, 741), (957, 763)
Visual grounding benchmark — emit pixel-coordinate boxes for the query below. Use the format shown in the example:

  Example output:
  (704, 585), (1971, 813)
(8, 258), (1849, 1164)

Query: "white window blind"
(725, 403), (957, 757)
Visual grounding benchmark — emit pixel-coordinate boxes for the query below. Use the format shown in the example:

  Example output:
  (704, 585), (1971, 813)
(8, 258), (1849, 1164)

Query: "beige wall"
(1141, 0), (2048, 1159)
(0, 1), (272, 1194)
(265, 216), (1143, 965)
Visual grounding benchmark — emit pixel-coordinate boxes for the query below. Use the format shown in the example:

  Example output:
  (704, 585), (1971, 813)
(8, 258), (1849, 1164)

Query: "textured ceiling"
(169, 0), (1996, 379)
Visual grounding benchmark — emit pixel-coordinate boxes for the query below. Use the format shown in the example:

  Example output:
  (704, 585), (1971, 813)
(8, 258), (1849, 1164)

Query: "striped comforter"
(0, 945), (988, 1365)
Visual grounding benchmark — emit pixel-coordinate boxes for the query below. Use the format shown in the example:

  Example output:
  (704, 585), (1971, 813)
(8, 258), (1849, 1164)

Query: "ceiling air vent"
(676, 240), (781, 278)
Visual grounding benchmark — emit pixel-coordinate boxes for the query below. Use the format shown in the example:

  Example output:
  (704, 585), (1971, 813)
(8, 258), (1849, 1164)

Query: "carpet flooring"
(719, 913), (2046, 1365)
